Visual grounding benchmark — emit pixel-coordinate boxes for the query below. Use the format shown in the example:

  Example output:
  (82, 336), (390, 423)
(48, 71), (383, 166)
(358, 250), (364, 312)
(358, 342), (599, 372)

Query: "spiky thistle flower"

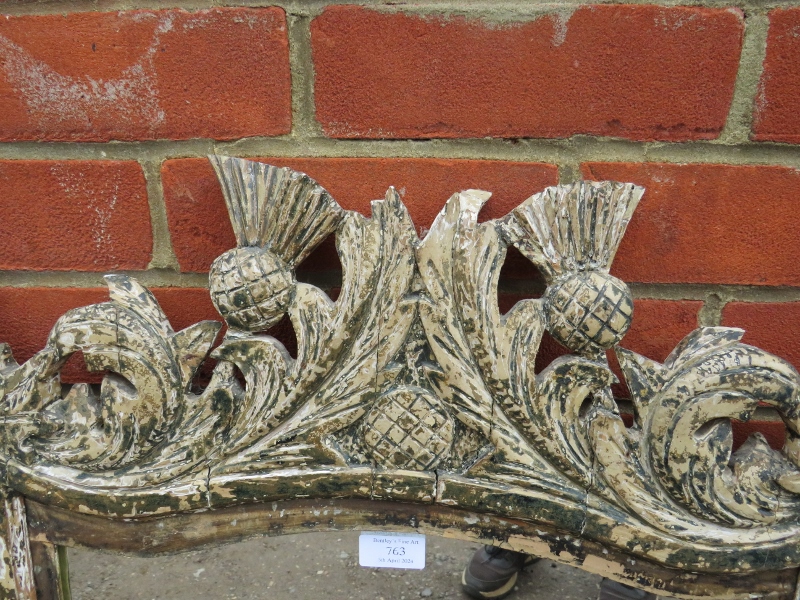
(208, 156), (343, 331)
(500, 181), (644, 356)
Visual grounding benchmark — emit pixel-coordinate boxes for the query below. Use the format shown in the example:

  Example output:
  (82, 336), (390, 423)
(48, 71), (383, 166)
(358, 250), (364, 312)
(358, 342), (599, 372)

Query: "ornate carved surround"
(0, 157), (797, 599)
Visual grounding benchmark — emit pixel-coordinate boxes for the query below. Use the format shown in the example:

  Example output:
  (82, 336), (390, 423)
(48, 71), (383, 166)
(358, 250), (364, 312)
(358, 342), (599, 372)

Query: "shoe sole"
(461, 568), (519, 599)
(599, 580), (657, 600)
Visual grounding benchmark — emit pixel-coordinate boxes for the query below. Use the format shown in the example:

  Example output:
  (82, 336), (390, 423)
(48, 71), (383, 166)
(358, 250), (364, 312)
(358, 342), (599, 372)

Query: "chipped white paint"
(0, 530), (14, 596)
(4, 496), (34, 600)
(2, 158), (800, 598)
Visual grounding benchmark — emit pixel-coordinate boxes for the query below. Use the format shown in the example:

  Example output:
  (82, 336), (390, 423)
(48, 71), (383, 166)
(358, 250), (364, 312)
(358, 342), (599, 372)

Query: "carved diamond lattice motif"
(360, 387), (455, 470)
(544, 271), (634, 354)
(209, 247), (296, 331)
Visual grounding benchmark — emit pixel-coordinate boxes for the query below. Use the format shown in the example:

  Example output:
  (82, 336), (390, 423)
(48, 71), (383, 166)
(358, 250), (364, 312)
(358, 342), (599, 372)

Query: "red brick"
(0, 8), (290, 141)
(0, 287), (222, 383)
(582, 163), (800, 286)
(753, 9), (800, 143)
(162, 157), (558, 272)
(151, 288), (222, 335)
(732, 421), (785, 451)
(722, 302), (800, 372)
(606, 299), (702, 398)
(312, 5), (742, 141)
(617, 300), (703, 364)
(0, 160), (151, 271)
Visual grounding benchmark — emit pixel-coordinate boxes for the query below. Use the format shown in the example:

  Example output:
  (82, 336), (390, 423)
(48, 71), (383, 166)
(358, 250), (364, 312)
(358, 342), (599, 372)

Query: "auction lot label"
(359, 532), (426, 570)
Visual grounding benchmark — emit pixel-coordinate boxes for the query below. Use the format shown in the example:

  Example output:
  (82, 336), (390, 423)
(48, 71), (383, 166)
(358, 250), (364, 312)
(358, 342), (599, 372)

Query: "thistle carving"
(500, 181), (642, 356)
(208, 155), (343, 331)
(2, 157), (800, 579)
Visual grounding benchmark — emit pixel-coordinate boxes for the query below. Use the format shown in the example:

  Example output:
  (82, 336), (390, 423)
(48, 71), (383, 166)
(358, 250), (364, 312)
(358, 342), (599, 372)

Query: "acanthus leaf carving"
(212, 185), (417, 472)
(597, 327), (800, 528)
(416, 189), (566, 479)
(3, 274), (222, 473)
(3, 156), (800, 580)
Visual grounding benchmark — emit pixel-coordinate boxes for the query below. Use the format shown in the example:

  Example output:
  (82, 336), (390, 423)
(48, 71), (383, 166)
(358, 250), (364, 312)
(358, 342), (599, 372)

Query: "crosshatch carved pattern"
(1, 156), (800, 599)
(360, 387), (454, 471)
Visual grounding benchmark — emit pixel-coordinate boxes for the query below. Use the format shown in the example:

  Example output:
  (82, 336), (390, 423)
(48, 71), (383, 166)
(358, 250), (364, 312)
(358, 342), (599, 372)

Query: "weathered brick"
(753, 9), (800, 143)
(617, 300), (703, 364)
(0, 8), (290, 141)
(162, 157), (558, 272)
(582, 163), (800, 286)
(312, 5), (743, 141)
(722, 301), (800, 372)
(606, 299), (702, 398)
(0, 160), (151, 271)
(732, 421), (785, 451)
(150, 288), (223, 334)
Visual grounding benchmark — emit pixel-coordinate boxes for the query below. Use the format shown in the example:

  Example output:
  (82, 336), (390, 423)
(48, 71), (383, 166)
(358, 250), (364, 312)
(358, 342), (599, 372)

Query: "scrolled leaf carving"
(594, 328), (800, 528)
(213, 186), (417, 472)
(5, 159), (800, 583)
(416, 188), (613, 489)
(2, 275), (221, 472)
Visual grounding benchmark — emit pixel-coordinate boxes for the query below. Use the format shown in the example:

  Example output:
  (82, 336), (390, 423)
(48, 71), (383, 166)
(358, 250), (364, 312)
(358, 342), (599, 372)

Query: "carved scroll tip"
(170, 320), (224, 385)
(461, 189), (492, 201)
(0, 343), (17, 373)
(663, 326), (746, 370)
(102, 274), (172, 337)
(457, 189), (492, 213)
(102, 273), (128, 285)
(103, 273), (150, 301)
(778, 470), (800, 494)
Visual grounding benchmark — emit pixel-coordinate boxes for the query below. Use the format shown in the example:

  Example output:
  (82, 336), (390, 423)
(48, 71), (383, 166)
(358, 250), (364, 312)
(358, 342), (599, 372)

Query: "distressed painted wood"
(23, 498), (798, 600)
(0, 494), (35, 600)
(1, 156), (800, 598)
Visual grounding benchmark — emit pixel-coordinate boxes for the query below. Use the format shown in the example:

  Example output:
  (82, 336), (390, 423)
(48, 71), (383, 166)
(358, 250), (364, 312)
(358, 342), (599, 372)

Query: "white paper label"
(359, 532), (426, 570)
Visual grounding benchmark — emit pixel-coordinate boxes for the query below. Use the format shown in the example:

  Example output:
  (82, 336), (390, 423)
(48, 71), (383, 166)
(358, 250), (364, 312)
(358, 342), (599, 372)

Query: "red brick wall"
(0, 2), (796, 449)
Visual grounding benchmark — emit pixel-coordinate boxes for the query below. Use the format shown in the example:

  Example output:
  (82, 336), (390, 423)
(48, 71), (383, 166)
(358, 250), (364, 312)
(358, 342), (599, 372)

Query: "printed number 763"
(387, 546), (406, 556)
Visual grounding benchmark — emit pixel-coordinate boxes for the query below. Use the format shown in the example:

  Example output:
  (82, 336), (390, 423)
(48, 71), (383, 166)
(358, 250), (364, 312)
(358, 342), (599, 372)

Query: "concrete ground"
(69, 532), (603, 600)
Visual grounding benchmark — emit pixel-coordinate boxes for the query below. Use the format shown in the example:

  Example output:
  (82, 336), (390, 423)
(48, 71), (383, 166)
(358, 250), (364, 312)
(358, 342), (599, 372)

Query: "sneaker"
(461, 546), (537, 599)
(599, 579), (657, 600)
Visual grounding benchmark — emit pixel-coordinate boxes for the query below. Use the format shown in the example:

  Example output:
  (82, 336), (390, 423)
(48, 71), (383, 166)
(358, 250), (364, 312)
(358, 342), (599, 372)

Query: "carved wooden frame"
(1, 156), (798, 599)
